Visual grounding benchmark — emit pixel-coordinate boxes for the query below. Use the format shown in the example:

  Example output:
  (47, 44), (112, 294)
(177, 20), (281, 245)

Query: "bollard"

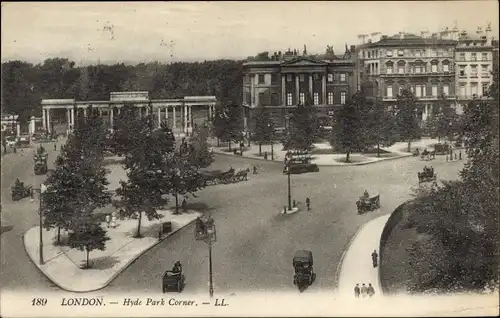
(284, 206), (287, 214)
(293, 200), (296, 208)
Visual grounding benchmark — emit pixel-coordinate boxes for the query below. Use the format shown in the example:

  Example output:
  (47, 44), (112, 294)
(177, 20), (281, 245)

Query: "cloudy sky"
(2, 1), (499, 65)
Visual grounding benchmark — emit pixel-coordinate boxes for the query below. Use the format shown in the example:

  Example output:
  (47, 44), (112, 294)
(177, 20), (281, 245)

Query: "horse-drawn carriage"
(162, 262), (184, 293)
(420, 149), (436, 161)
(34, 152), (48, 175)
(293, 250), (316, 289)
(418, 166), (437, 184)
(11, 179), (32, 201)
(201, 168), (250, 186)
(194, 216), (216, 241)
(356, 191), (381, 214)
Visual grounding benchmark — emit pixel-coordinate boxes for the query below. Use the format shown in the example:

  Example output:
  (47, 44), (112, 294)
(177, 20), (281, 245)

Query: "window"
(387, 85), (393, 98)
(271, 93), (279, 105)
(398, 64), (405, 74)
(287, 74), (292, 82)
(459, 66), (466, 77)
(313, 92), (319, 105)
(443, 84), (449, 96)
(327, 73), (334, 82)
(328, 92), (334, 104)
(386, 65), (393, 74)
(313, 73), (320, 80)
(398, 86), (403, 95)
(459, 52), (465, 61)
(415, 65), (422, 73)
(431, 64), (438, 73)
(340, 73), (346, 82)
(367, 51), (371, 58)
(393, 49), (398, 57)
(258, 93), (265, 106)
(482, 52), (488, 61)
(386, 50), (393, 57)
(471, 53), (477, 61)
(431, 49), (437, 57)
(299, 74), (305, 82)
(258, 74), (265, 84)
(460, 84), (466, 98)
(299, 92), (305, 104)
(287, 93), (293, 106)
(398, 50), (404, 56)
(471, 65), (478, 77)
(340, 92), (346, 104)
(271, 73), (278, 84)
(415, 85), (423, 97)
(482, 83), (489, 96)
(415, 50), (421, 57)
(481, 65), (489, 77)
(443, 63), (450, 73)
(432, 85), (438, 96)
(471, 82), (478, 96)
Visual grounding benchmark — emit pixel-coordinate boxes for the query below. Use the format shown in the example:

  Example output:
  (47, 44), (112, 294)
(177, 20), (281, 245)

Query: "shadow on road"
(88, 256), (120, 270)
(1, 225), (14, 235)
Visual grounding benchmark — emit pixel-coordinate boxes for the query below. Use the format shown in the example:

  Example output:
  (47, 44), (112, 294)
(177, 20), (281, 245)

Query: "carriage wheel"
(177, 281), (181, 293)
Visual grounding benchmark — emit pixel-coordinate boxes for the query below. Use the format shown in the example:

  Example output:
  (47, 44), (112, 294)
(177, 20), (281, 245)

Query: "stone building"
(242, 47), (356, 128)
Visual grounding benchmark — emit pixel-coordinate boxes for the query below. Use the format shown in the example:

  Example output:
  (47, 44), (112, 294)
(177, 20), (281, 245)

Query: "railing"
(381, 71), (454, 77)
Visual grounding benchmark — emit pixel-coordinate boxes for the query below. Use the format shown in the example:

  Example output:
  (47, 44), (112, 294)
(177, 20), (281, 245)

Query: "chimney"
(350, 45), (356, 52)
(381, 35), (388, 40)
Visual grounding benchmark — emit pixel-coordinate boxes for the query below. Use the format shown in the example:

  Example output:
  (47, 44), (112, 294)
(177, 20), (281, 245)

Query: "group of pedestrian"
(446, 149), (462, 162)
(105, 212), (117, 228)
(354, 283), (376, 298)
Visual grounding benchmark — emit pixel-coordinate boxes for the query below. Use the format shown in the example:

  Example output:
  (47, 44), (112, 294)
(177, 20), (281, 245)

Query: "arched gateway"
(41, 92), (217, 135)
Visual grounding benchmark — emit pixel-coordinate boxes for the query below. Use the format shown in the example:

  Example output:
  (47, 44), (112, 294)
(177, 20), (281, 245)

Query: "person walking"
(354, 284), (360, 298)
(53, 143), (57, 151)
(459, 150), (462, 160)
(371, 250), (378, 268)
(253, 165), (258, 174)
(306, 197), (311, 211)
(105, 214), (111, 228)
(367, 283), (375, 297)
(361, 283), (368, 298)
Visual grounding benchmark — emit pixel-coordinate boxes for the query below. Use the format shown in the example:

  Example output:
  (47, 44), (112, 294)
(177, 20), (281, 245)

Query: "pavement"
(23, 209), (201, 292)
(337, 214), (390, 300)
(209, 138), (444, 166)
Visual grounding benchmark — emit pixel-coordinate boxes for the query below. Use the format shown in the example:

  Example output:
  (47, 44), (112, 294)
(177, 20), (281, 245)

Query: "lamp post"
(195, 216), (216, 299)
(287, 163), (292, 210)
(33, 183), (47, 265)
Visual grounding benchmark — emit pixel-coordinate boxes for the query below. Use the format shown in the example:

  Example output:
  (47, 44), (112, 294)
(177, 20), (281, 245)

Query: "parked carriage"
(194, 216), (216, 241)
(420, 149), (436, 161)
(356, 194), (381, 214)
(418, 166), (437, 184)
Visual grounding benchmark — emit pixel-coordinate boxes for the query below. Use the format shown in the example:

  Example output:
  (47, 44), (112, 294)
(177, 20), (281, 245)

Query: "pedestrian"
(459, 150), (462, 160)
(371, 250), (378, 268)
(253, 165), (258, 174)
(367, 283), (375, 297)
(361, 283), (368, 298)
(13, 146), (16, 154)
(182, 198), (188, 212)
(354, 284), (360, 298)
(105, 214), (111, 228)
(264, 151), (268, 160)
(446, 154), (448, 162)
(454, 152), (457, 160)
(293, 200), (296, 208)
(110, 212), (117, 228)
(53, 143), (57, 151)
(306, 197), (311, 211)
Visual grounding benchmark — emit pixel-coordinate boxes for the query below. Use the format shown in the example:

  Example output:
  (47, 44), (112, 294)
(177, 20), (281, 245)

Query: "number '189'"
(32, 298), (47, 306)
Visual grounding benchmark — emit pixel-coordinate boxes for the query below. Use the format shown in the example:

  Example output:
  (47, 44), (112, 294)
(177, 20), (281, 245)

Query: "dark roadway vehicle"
(293, 250), (316, 289)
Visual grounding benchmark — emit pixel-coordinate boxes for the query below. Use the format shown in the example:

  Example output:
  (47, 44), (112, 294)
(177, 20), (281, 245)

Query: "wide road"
(1, 141), (64, 292)
(106, 152), (465, 295)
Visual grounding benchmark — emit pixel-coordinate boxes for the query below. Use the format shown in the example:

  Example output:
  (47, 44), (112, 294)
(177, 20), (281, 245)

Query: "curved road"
(1, 145), (465, 294)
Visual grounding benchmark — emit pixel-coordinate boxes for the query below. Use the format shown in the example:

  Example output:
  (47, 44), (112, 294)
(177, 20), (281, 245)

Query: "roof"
(293, 250), (312, 259)
(243, 56), (354, 67)
(361, 34), (457, 48)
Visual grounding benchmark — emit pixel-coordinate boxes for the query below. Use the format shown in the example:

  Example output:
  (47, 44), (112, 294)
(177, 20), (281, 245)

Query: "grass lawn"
(364, 152), (400, 158)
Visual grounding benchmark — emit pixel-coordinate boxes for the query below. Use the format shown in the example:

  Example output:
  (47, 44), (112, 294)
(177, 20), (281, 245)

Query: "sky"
(2, 1), (499, 65)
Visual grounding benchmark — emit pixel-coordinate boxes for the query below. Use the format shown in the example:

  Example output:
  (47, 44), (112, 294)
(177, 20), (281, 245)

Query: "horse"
(234, 168), (250, 181)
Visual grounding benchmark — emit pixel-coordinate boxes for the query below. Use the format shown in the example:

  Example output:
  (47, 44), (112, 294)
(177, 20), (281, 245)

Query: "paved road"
(105, 153), (465, 295)
(0, 141), (64, 291)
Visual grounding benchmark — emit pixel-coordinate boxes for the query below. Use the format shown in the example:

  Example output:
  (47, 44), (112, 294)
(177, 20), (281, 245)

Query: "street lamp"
(31, 183), (47, 265)
(205, 222), (216, 299)
(286, 162), (292, 210)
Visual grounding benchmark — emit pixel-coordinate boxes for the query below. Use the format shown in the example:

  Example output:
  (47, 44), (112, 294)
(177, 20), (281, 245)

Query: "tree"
(112, 104), (143, 157)
(252, 104), (276, 156)
(186, 125), (214, 168)
(393, 89), (422, 152)
(67, 217), (109, 269)
(283, 94), (319, 151)
(212, 103), (244, 151)
(433, 94), (460, 142)
(330, 91), (370, 162)
(365, 99), (396, 157)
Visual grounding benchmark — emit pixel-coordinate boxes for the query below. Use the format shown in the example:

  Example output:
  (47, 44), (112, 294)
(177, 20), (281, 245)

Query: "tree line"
(1, 58), (244, 124)
(42, 106), (214, 268)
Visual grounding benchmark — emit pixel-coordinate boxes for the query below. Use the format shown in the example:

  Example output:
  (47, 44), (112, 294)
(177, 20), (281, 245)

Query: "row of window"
(253, 73), (348, 85)
(459, 83), (490, 97)
(284, 92), (346, 105)
(386, 62), (450, 74)
(458, 65), (490, 77)
(362, 48), (453, 59)
(458, 52), (490, 61)
(386, 84), (450, 98)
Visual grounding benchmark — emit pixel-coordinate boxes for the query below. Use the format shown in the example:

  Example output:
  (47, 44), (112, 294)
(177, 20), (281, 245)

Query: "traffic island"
(280, 206), (299, 215)
(23, 209), (201, 292)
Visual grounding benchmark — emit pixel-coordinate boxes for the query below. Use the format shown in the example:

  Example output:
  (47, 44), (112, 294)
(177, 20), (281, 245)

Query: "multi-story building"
(242, 48), (356, 127)
(356, 33), (457, 120)
(455, 30), (497, 111)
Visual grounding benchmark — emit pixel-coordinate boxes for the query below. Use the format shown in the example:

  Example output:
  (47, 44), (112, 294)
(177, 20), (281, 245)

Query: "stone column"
(208, 104), (212, 120)
(71, 108), (75, 129)
(46, 109), (51, 133)
(30, 116), (36, 135)
(250, 75), (255, 107)
(42, 108), (47, 131)
(99, 108), (103, 116)
(309, 74), (313, 97)
(282, 75), (286, 105)
(83, 107), (87, 118)
(16, 122), (21, 136)
(165, 106), (169, 125)
(173, 106), (177, 129)
(109, 107), (114, 132)
(295, 75), (300, 104)
(157, 107), (161, 128)
(184, 105), (188, 133)
(189, 106), (192, 128)
(322, 75), (327, 104)
(66, 108), (71, 131)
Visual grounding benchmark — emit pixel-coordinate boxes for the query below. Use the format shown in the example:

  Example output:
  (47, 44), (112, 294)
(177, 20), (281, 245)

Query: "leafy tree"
(433, 94), (460, 142)
(112, 104), (143, 157)
(365, 98), (396, 156)
(67, 216), (109, 269)
(186, 125), (214, 168)
(330, 91), (369, 162)
(253, 104), (276, 156)
(394, 89), (422, 152)
(283, 94), (319, 151)
(212, 103), (244, 151)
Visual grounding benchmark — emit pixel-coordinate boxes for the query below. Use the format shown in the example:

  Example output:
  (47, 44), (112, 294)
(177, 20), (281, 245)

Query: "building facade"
(455, 31), (496, 111)
(41, 92), (217, 135)
(242, 49), (356, 127)
(356, 33), (457, 120)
